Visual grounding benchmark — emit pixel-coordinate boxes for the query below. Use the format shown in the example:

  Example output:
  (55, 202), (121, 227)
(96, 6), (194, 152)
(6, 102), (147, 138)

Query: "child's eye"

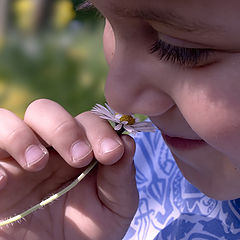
(150, 39), (215, 67)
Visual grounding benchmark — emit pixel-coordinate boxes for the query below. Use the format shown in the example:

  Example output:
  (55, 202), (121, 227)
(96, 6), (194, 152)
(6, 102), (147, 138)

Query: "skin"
(0, 99), (138, 240)
(97, 0), (240, 200)
(1, 0), (240, 239)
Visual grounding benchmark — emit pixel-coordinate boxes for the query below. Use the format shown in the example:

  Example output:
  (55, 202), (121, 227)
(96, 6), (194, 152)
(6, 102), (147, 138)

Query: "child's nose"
(103, 20), (175, 116)
(104, 58), (175, 116)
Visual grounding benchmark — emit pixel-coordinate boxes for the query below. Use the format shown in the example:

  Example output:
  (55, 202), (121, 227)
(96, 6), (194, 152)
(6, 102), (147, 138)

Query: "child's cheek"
(176, 86), (240, 168)
(172, 58), (240, 167)
(197, 110), (240, 168)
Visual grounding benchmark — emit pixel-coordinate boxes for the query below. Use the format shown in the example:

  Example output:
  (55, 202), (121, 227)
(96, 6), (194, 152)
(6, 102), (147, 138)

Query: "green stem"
(0, 160), (98, 227)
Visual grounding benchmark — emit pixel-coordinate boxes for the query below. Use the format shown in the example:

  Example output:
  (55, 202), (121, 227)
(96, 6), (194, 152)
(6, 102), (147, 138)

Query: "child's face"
(91, 0), (240, 200)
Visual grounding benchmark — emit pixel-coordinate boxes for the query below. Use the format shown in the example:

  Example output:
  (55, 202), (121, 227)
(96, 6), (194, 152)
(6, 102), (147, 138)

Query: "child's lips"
(162, 133), (206, 151)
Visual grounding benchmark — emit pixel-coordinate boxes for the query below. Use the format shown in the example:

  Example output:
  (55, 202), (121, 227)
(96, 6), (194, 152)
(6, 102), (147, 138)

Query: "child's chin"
(172, 153), (240, 201)
(192, 179), (240, 201)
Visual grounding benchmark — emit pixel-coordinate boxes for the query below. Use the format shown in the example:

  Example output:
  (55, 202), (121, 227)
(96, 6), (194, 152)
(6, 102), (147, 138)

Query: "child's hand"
(0, 99), (138, 240)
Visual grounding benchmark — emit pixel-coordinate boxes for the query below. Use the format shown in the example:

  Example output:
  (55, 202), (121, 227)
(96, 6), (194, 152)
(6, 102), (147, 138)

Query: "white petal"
(91, 104), (117, 122)
(124, 125), (134, 132)
(132, 121), (151, 127)
(92, 104), (112, 116)
(115, 114), (122, 120)
(131, 121), (156, 132)
(91, 104), (109, 116)
(133, 124), (156, 130)
(114, 123), (123, 131)
(133, 126), (156, 132)
(133, 121), (155, 127)
(105, 103), (116, 115)
(92, 104), (156, 134)
(98, 115), (116, 122)
(124, 125), (137, 134)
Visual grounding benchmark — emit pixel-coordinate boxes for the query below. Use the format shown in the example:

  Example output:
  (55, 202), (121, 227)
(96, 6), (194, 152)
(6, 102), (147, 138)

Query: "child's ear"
(103, 19), (116, 65)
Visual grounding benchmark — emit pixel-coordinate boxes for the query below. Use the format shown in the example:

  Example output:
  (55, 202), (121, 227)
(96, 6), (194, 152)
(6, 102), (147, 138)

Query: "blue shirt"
(123, 130), (240, 240)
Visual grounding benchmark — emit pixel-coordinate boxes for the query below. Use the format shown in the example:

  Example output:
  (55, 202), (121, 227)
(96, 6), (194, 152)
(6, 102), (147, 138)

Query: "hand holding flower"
(0, 100), (139, 240)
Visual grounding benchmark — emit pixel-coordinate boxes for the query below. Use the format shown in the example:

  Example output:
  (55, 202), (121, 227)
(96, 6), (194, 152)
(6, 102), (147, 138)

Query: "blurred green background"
(0, 0), (107, 118)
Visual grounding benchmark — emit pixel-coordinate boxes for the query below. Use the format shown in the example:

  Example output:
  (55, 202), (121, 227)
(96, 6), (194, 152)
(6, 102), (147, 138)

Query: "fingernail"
(100, 138), (121, 154)
(71, 141), (92, 162)
(25, 145), (48, 167)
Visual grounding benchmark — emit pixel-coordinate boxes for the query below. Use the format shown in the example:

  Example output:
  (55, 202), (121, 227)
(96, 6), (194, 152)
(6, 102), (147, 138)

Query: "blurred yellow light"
(0, 83), (34, 118)
(53, 0), (75, 29)
(68, 46), (89, 60)
(13, 0), (36, 31)
(13, 0), (34, 13)
(79, 72), (93, 88)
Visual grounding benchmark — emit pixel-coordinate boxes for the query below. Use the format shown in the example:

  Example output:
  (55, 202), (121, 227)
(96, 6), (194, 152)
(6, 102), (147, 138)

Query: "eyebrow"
(77, 1), (222, 34)
(111, 5), (222, 34)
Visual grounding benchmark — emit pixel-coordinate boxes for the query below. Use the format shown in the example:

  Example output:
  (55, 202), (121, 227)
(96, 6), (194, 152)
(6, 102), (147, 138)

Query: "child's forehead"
(107, 2), (215, 34)
(96, 0), (240, 48)
(100, 0), (240, 21)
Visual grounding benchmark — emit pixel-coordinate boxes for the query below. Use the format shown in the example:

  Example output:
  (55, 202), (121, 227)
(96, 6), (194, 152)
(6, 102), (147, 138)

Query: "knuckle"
(52, 120), (77, 137)
(4, 126), (29, 144)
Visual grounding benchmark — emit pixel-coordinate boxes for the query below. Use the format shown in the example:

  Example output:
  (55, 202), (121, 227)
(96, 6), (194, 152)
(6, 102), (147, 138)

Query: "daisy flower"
(91, 103), (156, 134)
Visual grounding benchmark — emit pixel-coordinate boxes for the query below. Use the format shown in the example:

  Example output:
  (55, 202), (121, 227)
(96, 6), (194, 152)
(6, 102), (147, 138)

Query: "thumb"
(97, 134), (139, 220)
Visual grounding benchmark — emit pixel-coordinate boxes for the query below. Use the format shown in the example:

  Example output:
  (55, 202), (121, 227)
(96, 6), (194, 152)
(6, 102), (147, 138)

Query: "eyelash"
(150, 39), (214, 67)
(78, 2), (214, 67)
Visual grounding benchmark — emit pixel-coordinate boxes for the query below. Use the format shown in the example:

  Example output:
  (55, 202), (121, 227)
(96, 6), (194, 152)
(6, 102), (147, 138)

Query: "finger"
(64, 135), (138, 239)
(0, 109), (49, 171)
(24, 99), (93, 168)
(97, 135), (139, 219)
(75, 111), (124, 165)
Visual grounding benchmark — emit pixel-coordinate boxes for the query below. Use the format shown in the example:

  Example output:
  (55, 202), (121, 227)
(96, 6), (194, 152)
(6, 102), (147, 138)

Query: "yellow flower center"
(120, 115), (135, 125)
